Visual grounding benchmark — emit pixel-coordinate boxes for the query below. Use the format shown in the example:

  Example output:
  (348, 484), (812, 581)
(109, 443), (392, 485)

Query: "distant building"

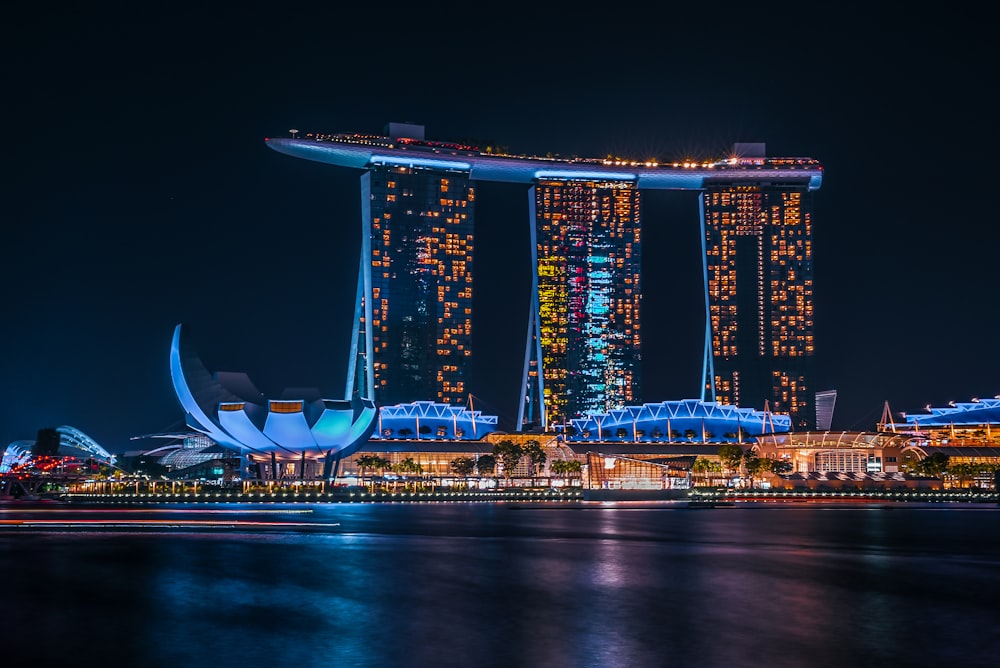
(815, 390), (837, 430)
(1, 426), (115, 473)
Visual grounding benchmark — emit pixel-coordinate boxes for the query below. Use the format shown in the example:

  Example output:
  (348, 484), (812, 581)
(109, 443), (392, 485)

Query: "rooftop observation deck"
(265, 132), (823, 191)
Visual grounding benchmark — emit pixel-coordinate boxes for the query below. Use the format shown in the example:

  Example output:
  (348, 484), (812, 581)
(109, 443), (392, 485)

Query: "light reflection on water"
(2, 502), (999, 667)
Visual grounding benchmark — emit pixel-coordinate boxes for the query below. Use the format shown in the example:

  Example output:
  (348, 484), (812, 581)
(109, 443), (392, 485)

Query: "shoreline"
(4, 487), (997, 506)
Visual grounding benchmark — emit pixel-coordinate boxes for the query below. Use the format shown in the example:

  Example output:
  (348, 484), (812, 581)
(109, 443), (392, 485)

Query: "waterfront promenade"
(29, 486), (1000, 505)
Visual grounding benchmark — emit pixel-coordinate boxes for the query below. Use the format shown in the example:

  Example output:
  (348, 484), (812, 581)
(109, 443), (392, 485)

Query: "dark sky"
(4, 3), (996, 452)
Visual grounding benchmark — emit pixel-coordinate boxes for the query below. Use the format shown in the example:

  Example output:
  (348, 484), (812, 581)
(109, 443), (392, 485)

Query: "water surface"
(2, 502), (997, 667)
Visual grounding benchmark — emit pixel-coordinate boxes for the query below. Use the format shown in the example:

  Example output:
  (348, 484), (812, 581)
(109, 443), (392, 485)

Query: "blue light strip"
(351, 170), (376, 401)
(370, 155), (472, 171)
(267, 138), (824, 191)
(534, 170), (637, 181)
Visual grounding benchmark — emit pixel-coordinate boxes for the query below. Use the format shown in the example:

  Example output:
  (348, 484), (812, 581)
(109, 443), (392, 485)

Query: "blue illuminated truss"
(374, 401), (498, 440)
(900, 397), (1000, 428)
(560, 399), (791, 443)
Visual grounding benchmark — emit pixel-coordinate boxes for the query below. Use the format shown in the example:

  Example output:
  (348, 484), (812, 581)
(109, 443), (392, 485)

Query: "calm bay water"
(2, 501), (999, 667)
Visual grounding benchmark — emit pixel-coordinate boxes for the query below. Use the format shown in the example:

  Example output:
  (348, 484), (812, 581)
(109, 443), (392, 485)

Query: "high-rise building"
(701, 143), (817, 428)
(366, 163), (475, 407)
(520, 178), (642, 429)
(815, 389), (837, 431)
(266, 129), (822, 431)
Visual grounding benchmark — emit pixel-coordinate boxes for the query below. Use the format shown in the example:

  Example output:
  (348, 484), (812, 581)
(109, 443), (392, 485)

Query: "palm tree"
(355, 454), (383, 488)
(393, 457), (424, 491)
(550, 460), (570, 477)
(550, 459), (582, 484)
(691, 457), (720, 487)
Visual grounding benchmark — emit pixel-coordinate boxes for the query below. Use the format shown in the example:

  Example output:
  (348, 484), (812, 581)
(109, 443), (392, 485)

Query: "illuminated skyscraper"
(267, 129), (822, 431)
(701, 143), (817, 429)
(364, 157), (475, 408)
(519, 179), (642, 429)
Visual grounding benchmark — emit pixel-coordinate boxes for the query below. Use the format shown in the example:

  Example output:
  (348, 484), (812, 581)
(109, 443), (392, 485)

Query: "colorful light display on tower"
(520, 179), (642, 429)
(266, 129), (823, 432)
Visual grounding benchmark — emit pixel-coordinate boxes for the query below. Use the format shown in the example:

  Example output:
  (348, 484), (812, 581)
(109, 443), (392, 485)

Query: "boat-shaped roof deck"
(265, 133), (823, 191)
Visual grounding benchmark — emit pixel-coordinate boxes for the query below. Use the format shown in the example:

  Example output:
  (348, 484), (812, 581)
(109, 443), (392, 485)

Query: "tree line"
(353, 439), (583, 490)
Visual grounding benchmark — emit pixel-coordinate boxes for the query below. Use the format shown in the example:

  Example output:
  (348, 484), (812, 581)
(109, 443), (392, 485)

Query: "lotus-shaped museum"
(169, 324), (378, 463)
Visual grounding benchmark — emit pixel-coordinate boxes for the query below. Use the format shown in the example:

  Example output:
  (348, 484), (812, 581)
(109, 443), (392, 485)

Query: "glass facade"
(704, 177), (815, 429)
(530, 179), (642, 426)
(268, 129), (824, 434)
(367, 164), (475, 407)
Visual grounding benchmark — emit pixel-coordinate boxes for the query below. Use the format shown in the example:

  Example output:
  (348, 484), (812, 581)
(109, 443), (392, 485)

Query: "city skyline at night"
(6, 7), (999, 667)
(5, 3), (996, 452)
(266, 124), (823, 432)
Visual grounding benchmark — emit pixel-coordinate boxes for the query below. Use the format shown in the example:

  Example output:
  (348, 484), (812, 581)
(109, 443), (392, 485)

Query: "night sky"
(5, 3), (996, 452)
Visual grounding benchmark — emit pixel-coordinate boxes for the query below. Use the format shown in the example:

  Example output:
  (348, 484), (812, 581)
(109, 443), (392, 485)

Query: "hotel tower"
(519, 179), (642, 430)
(349, 123), (476, 409)
(266, 128), (822, 430)
(701, 143), (816, 429)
